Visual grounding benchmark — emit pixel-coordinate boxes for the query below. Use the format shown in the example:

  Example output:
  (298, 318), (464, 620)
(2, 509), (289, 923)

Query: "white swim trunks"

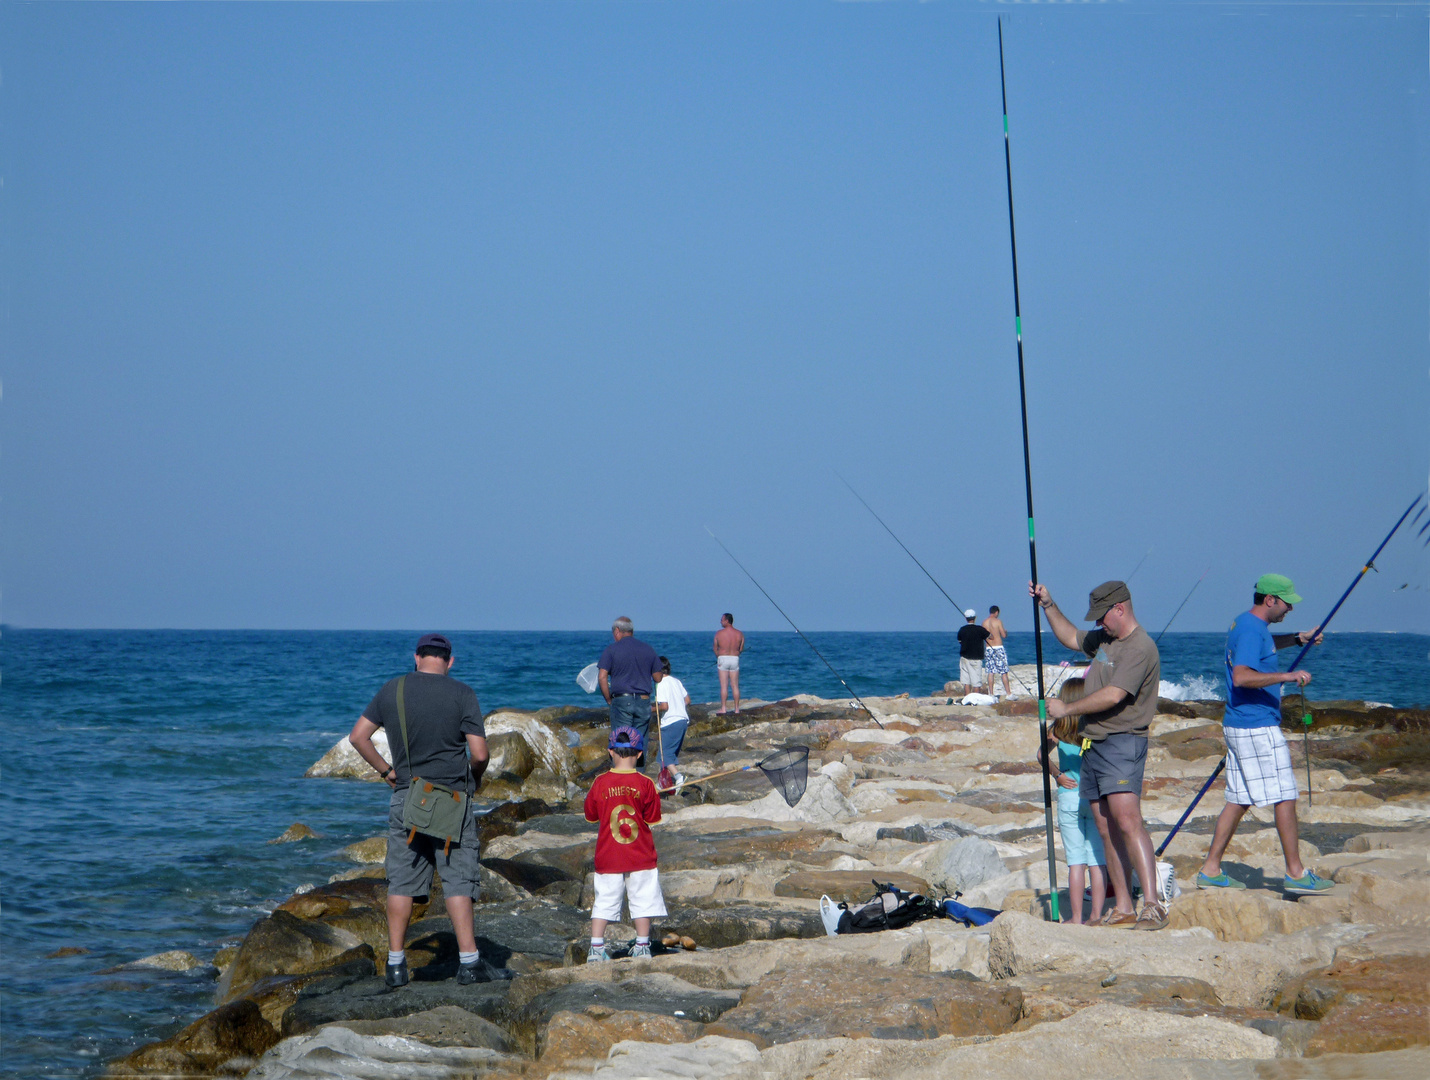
(717, 655), (739, 672)
(590, 868), (668, 922)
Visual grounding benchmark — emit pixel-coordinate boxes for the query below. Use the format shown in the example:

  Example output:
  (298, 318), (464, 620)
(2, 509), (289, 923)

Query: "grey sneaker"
(586, 944), (610, 963)
(456, 958), (510, 985)
(1284, 870), (1334, 896)
(628, 942), (652, 959)
(384, 958), (409, 988)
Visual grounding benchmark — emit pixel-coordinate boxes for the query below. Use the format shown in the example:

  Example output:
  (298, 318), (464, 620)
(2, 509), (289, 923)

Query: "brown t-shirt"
(1074, 625), (1160, 741)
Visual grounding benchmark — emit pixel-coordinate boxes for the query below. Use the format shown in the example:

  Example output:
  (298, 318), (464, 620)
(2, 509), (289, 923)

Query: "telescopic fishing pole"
(997, 19), (1060, 923)
(1157, 491), (1426, 857)
(1154, 568), (1212, 646)
(838, 473), (1038, 699)
(706, 527), (883, 729)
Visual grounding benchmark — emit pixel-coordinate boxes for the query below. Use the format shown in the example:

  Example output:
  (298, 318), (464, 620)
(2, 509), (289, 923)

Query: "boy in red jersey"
(583, 726), (666, 961)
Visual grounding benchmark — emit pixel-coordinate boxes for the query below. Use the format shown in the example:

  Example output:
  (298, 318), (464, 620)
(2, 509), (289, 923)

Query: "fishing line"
(1154, 567), (1212, 646)
(1158, 491), (1425, 856)
(998, 18), (1060, 922)
(705, 527), (883, 729)
(1126, 547), (1154, 585)
(837, 473), (1038, 699)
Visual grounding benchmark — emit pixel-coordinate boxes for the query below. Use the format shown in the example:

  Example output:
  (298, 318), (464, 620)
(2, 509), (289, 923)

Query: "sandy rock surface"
(112, 694), (1430, 1078)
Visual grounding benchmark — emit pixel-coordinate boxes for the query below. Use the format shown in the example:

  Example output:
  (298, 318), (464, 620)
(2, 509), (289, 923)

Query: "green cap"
(1084, 580), (1131, 621)
(1255, 573), (1302, 605)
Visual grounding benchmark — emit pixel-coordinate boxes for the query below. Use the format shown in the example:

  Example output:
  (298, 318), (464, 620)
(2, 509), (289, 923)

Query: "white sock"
(459, 950), (479, 965)
(387, 950), (405, 965)
(636, 936), (650, 945)
(590, 937), (604, 947)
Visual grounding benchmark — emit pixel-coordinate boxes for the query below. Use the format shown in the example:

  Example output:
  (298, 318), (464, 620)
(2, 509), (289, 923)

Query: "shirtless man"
(714, 613), (745, 714)
(982, 605), (1011, 699)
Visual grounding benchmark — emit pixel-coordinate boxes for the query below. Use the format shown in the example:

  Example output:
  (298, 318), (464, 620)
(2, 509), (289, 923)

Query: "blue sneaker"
(1195, 871), (1247, 890)
(628, 942), (652, 959)
(586, 944), (610, 963)
(1284, 870), (1334, 896)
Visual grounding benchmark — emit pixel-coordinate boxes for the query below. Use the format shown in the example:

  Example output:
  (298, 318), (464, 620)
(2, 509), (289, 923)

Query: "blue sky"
(3, 2), (1427, 633)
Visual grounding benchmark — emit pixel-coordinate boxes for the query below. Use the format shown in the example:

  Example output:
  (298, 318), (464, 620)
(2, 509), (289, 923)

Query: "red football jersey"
(584, 768), (661, 874)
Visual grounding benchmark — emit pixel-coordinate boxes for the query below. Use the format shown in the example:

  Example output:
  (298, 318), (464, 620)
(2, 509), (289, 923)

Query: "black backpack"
(836, 880), (942, 934)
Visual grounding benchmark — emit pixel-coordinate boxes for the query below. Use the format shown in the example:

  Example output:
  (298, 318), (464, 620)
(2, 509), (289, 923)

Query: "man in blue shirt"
(1196, 574), (1332, 896)
(598, 615), (662, 752)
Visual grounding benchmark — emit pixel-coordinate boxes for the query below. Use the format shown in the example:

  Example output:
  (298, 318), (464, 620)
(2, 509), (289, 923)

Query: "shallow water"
(2, 628), (1425, 1077)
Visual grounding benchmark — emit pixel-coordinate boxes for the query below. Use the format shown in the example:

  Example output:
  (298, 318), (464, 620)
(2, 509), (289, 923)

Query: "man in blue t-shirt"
(1196, 574), (1332, 896)
(598, 615), (662, 751)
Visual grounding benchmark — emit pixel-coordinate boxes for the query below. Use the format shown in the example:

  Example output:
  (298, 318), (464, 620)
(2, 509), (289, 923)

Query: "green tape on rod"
(1037, 699), (1047, 721)
(1004, 115), (1008, 134)
(1028, 517), (1035, 540)
(1015, 315), (1021, 336)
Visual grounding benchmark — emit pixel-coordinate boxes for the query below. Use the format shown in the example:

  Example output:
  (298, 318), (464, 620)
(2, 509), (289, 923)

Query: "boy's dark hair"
(416, 644), (451, 661)
(659, 655), (672, 675)
(611, 745), (641, 759)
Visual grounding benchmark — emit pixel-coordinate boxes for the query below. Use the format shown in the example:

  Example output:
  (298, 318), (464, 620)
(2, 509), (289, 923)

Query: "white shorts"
(960, 657), (984, 684)
(717, 655), (739, 672)
(1224, 726), (1299, 807)
(590, 868), (667, 922)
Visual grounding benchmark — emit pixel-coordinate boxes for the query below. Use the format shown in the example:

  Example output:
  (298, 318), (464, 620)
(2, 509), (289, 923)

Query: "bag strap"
(396, 675), (412, 778)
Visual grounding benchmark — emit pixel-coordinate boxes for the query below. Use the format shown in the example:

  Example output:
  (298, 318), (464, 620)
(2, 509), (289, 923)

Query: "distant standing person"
(982, 605), (1012, 700)
(347, 634), (506, 987)
(714, 613), (745, 715)
(653, 656), (691, 790)
(1031, 580), (1168, 930)
(957, 609), (990, 697)
(1195, 574), (1332, 896)
(598, 616), (662, 749)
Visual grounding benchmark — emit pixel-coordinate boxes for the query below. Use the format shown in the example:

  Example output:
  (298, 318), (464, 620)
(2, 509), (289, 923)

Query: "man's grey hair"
(613, 616), (634, 634)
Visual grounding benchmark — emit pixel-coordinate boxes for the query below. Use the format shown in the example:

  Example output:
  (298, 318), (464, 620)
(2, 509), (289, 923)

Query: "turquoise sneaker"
(1284, 871), (1334, 896)
(1195, 871), (1246, 890)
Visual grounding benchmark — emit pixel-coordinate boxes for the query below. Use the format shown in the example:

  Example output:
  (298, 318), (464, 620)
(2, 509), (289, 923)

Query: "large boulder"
(305, 729), (391, 780)
(325, 1005), (516, 1051)
(707, 961), (1023, 1045)
(106, 1000), (279, 1076)
(919, 837), (1006, 894)
(540, 1008), (705, 1071)
(245, 1024), (522, 1079)
(988, 911), (1298, 1008)
(483, 710), (577, 781)
(219, 911), (368, 1002)
(590, 1035), (761, 1079)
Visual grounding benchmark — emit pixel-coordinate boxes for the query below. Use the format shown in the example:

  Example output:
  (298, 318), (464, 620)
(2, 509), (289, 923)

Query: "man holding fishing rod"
(1195, 575), (1332, 896)
(1030, 580), (1167, 930)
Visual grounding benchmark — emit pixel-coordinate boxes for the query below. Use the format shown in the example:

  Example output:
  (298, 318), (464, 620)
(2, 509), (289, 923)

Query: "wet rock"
(327, 1004), (516, 1051)
(268, 823), (319, 844)
(773, 871), (929, 904)
(107, 1000), (279, 1076)
(707, 961), (1023, 1045)
(921, 836), (1006, 894)
(513, 973), (742, 1056)
(590, 1034), (761, 1079)
(220, 910), (368, 1002)
(47, 946), (89, 958)
(238, 953), (376, 1027)
(340, 836), (387, 864)
(123, 950), (209, 973)
(245, 1024), (520, 1079)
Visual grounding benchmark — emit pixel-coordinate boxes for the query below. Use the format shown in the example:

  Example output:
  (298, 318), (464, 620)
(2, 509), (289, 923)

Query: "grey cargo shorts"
(1079, 732), (1148, 802)
(385, 789), (483, 900)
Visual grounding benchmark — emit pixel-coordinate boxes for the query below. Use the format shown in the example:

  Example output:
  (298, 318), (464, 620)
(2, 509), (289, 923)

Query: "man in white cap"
(1196, 574), (1331, 896)
(956, 609), (990, 696)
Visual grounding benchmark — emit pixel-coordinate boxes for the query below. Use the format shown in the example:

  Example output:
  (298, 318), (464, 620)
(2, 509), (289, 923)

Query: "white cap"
(964, 609), (977, 618)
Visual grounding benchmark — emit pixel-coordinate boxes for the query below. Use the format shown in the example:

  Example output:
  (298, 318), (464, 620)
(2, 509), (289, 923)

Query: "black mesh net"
(758, 746), (810, 808)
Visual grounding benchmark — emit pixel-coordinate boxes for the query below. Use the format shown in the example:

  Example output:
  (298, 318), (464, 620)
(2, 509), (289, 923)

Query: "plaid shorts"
(1223, 725), (1299, 807)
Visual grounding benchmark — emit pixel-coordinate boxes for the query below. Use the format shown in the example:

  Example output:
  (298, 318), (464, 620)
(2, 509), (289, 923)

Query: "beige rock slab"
(728, 1003), (1279, 1080)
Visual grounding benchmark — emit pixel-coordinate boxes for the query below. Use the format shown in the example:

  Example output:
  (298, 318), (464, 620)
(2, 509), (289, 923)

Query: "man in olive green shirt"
(1030, 579), (1166, 930)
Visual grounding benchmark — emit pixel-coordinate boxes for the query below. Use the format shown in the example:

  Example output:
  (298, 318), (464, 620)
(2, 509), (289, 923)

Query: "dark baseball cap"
(1084, 581), (1132, 621)
(415, 633), (452, 653)
(609, 726), (645, 752)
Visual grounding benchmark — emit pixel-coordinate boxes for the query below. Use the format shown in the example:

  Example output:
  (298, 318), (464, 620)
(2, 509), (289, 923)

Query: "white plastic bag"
(819, 895), (843, 937)
(576, 663), (600, 694)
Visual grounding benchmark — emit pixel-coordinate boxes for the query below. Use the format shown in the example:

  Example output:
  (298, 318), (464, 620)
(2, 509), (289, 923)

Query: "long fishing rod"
(1154, 567), (1212, 646)
(998, 19), (1059, 923)
(1157, 490), (1426, 857)
(838, 473), (1038, 699)
(706, 527), (883, 729)
(1126, 547), (1154, 585)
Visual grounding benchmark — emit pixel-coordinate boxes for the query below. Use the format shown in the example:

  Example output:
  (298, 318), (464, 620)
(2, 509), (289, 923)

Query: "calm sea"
(3, 628), (1426, 1077)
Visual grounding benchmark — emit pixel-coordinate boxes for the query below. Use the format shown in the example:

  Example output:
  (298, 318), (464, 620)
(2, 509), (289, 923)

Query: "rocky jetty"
(108, 693), (1430, 1079)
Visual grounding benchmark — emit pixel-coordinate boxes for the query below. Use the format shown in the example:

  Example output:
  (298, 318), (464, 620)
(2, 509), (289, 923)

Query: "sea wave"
(1159, 675), (1223, 701)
